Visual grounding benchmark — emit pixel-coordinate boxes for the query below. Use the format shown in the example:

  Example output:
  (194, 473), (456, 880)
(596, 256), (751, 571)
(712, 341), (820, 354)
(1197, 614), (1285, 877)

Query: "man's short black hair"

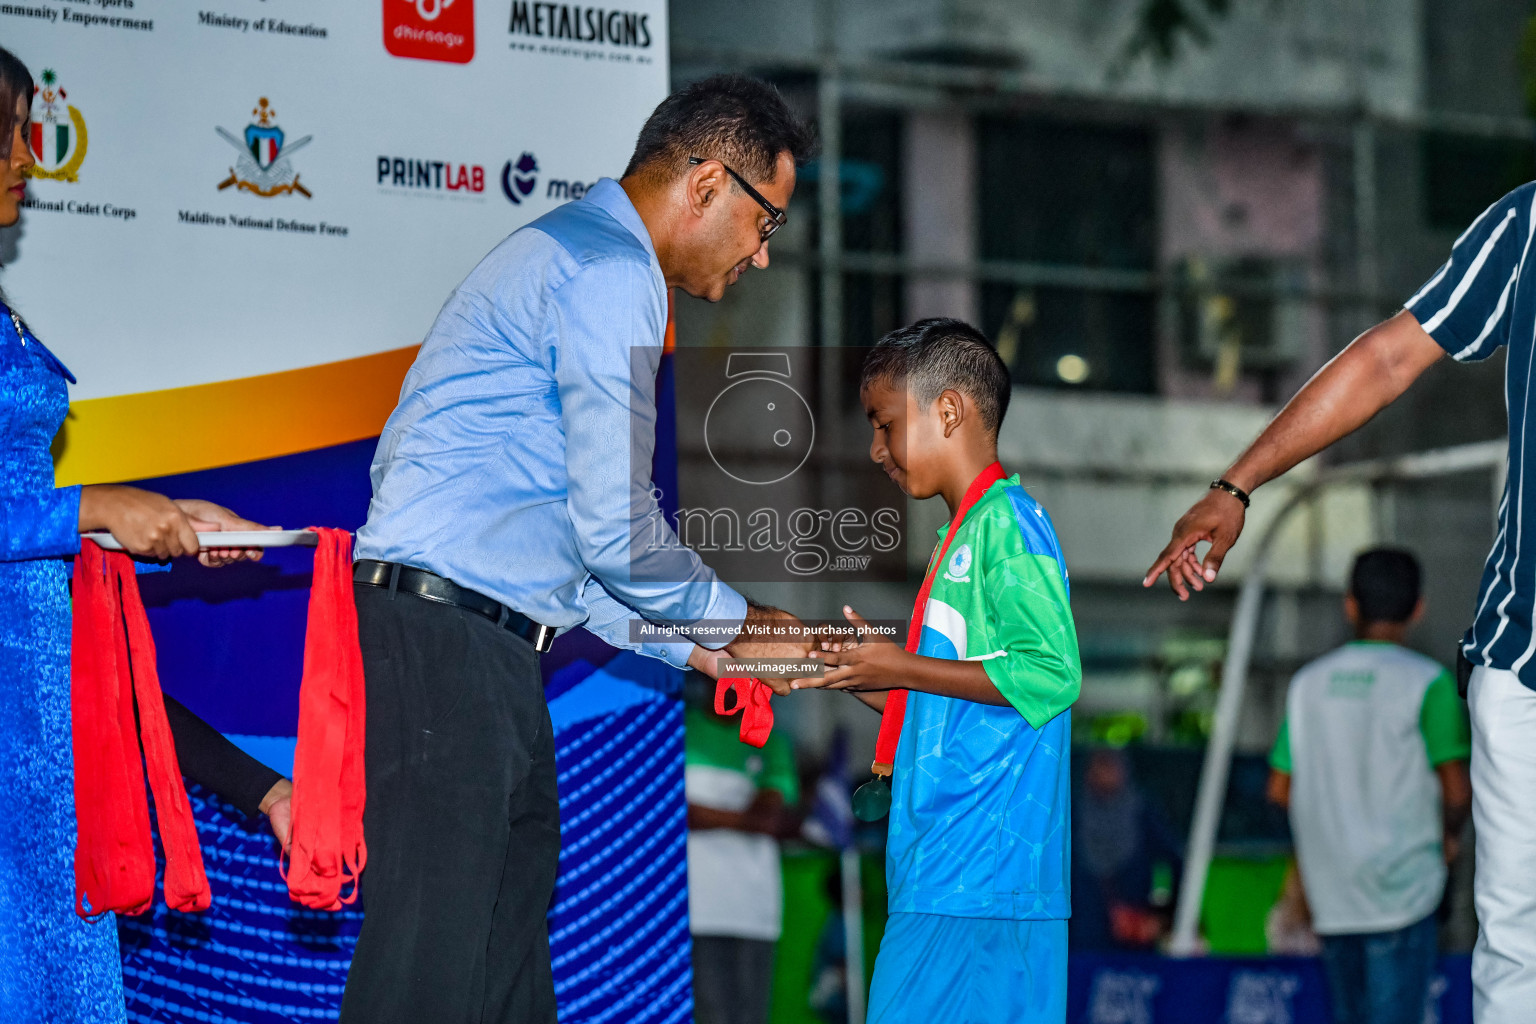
(1350, 547), (1422, 624)
(860, 318), (1013, 435)
(623, 73), (817, 186)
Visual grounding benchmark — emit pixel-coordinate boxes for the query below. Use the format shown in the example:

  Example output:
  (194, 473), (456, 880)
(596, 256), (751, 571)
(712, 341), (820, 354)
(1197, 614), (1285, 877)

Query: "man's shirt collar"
(583, 177), (658, 265)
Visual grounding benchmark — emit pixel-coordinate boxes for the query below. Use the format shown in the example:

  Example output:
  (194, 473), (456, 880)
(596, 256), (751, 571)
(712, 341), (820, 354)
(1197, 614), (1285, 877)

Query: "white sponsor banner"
(0, 0), (667, 399)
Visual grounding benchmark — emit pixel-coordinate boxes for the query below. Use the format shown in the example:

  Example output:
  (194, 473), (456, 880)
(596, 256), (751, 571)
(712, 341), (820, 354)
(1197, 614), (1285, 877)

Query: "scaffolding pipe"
(817, 45), (843, 354)
(1169, 439), (1507, 956)
(672, 44), (1536, 143)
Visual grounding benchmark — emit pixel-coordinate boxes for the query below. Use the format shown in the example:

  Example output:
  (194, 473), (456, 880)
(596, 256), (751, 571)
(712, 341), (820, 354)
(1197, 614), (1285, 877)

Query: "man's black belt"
(353, 559), (557, 652)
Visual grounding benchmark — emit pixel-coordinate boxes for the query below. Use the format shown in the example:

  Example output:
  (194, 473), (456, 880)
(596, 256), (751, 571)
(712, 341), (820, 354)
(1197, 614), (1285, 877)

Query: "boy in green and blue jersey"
(797, 318), (1081, 1023)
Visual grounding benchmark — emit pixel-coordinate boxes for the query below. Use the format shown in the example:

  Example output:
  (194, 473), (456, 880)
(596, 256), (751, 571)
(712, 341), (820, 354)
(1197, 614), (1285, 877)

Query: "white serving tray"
(81, 530), (321, 551)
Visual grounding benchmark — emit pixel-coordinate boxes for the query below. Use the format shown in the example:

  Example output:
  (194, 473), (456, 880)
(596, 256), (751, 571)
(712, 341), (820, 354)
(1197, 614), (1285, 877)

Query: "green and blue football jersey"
(886, 475), (1081, 921)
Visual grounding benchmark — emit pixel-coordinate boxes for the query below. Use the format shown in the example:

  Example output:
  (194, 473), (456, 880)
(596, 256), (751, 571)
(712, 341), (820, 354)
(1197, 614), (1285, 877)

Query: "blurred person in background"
(684, 671), (800, 1024)
(1266, 548), (1471, 1024)
(1070, 747), (1183, 951)
(1146, 179), (1536, 1024)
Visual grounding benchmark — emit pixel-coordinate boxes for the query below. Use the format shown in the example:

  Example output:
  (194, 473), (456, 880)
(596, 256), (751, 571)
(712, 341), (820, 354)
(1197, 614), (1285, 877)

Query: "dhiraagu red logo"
(384, 0), (475, 64)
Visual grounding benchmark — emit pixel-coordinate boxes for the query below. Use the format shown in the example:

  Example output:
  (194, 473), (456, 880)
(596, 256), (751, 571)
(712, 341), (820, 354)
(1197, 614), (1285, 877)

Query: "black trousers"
(339, 585), (560, 1024)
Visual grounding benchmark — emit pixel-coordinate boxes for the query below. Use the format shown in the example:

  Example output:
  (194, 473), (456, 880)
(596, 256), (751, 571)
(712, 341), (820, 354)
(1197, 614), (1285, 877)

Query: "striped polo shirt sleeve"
(1405, 184), (1535, 362)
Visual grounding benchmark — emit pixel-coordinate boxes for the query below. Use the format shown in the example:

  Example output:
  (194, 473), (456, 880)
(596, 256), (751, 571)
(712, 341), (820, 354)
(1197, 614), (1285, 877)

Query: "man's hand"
(1142, 310), (1445, 601)
(1143, 489), (1247, 601)
(259, 778), (293, 853)
(172, 498), (275, 567)
(687, 643), (727, 679)
(725, 603), (821, 696)
(726, 604), (817, 659)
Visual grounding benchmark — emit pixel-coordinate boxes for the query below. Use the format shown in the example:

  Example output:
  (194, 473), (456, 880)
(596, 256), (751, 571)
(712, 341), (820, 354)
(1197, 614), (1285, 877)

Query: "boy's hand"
(797, 607), (910, 692)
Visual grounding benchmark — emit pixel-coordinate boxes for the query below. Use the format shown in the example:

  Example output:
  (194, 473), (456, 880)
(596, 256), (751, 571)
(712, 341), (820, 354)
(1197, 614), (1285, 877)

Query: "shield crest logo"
(245, 124), (284, 170)
(26, 69), (87, 181)
(30, 119), (70, 169)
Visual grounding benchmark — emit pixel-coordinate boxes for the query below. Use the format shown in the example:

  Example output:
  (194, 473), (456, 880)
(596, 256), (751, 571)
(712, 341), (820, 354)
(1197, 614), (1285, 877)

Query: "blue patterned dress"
(0, 305), (125, 1023)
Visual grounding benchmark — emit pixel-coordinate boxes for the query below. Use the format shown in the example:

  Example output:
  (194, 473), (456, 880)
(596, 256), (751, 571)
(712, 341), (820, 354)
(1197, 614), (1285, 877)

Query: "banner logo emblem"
(246, 124), (283, 171)
(501, 153), (538, 204)
(385, 0), (475, 63)
(27, 69), (87, 183)
(216, 98), (313, 199)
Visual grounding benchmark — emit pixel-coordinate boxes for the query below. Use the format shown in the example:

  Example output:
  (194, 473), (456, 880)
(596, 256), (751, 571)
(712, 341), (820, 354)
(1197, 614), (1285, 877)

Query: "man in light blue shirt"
(341, 76), (816, 1024)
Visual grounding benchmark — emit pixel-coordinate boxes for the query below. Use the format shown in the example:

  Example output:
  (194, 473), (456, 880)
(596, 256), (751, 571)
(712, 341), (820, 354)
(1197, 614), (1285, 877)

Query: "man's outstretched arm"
(1144, 310), (1446, 600)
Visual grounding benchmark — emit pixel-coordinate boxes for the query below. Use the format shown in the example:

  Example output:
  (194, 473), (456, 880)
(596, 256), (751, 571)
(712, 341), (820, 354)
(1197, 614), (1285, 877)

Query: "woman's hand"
(78, 486), (271, 565)
(171, 498), (272, 567)
(79, 484), (202, 561)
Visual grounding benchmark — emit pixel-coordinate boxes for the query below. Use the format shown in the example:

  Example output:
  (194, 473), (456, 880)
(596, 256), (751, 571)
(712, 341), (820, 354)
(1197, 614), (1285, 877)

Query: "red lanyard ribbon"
(72, 540), (211, 917)
(715, 675), (775, 748)
(283, 527), (368, 910)
(870, 461), (1005, 775)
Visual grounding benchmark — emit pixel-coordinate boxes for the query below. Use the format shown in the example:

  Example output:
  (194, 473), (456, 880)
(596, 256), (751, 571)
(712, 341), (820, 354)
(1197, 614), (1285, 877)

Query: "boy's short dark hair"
(860, 318), (1013, 434)
(623, 74), (817, 186)
(1350, 548), (1422, 624)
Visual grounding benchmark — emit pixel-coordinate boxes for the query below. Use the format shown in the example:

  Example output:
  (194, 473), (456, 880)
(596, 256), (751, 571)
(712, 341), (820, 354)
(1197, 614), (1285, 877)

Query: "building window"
(978, 116), (1157, 393)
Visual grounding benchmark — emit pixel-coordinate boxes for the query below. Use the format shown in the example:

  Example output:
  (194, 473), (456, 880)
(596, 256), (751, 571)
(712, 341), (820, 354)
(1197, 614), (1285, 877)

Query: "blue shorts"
(867, 912), (1067, 1024)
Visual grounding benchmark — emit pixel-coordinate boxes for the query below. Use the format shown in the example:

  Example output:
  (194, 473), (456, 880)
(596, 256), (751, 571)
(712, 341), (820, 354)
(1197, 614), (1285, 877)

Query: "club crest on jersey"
(943, 543), (972, 583)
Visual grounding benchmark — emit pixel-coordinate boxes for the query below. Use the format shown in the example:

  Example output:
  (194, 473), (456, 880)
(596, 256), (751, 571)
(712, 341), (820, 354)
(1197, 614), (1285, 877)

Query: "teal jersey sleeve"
(1420, 670), (1472, 765)
(981, 551), (1083, 730)
(1269, 717), (1292, 774)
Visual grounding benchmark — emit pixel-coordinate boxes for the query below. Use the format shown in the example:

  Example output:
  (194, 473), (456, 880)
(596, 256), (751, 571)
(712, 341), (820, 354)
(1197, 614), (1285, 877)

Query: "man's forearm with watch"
(1145, 309), (1448, 600)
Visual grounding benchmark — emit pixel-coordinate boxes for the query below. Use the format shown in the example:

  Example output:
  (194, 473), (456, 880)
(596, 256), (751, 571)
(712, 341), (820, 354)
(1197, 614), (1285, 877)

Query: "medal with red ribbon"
(715, 675), (775, 748)
(851, 461), (1006, 822)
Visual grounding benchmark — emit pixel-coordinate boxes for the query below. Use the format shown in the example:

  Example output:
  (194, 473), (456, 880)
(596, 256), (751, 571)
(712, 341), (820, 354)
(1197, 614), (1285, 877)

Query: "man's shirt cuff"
(693, 584), (748, 651)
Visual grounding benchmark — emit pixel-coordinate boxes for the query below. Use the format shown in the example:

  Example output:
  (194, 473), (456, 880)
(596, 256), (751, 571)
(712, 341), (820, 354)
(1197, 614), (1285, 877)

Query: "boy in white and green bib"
(1268, 547), (1471, 1024)
(799, 317), (1081, 1023)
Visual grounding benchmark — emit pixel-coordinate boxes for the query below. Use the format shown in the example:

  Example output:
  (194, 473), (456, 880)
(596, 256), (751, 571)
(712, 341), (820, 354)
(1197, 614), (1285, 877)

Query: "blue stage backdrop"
(118, 344), (690, 1023)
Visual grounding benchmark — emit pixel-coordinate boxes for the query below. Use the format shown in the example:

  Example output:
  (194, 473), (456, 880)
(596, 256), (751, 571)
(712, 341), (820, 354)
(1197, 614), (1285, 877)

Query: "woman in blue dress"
(0, 47), (277, 1022)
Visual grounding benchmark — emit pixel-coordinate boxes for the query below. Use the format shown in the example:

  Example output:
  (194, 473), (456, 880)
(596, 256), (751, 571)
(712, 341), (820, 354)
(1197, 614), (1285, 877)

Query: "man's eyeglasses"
(688, 156), (786, 243)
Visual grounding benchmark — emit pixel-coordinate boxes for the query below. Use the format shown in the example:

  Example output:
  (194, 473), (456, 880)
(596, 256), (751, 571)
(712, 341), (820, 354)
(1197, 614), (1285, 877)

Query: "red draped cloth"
(283, 527), (368, 910)
(72, 539), (210, 917)
(72, 527), (367, 916)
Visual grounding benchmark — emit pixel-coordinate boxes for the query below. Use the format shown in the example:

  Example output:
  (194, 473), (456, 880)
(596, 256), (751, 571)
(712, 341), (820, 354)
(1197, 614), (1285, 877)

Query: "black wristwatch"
(1209, 479), (1251, 509)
